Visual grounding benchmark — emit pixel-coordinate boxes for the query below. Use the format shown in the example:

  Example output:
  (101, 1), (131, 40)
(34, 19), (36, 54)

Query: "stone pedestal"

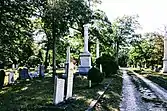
(163, 36), (167, 73)
(78, 24), (92, 74)
(78, 52), (91, 73)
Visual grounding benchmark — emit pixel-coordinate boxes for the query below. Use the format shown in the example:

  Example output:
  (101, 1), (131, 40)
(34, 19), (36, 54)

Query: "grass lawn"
(0, 71), (123, 111)
(94, 72), (123, 111)
(131, 68), (167, 90)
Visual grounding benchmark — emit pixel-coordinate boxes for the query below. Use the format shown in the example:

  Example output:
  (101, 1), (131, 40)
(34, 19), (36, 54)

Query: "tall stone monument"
(163, 32), (167, 73)
(78, 24), (92, 74)
(96, 39), (100, 59)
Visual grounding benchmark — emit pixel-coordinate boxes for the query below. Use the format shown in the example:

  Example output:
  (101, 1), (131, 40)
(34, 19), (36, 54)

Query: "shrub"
(96, 54), (119, 77)
(27, 56), (41, 67)
(88, 67), (105, 84)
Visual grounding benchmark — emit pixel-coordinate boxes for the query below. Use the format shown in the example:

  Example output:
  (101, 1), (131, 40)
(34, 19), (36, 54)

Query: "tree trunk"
(116, 37), (119, 65)
(52, 19), (56, 82)
(44, 43), (49, 70)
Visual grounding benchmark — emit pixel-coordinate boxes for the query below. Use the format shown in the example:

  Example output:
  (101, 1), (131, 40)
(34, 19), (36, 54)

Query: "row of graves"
(53, 46), (74, 105)
(0, 63), (45, 89)
(52, 24), (96, 106)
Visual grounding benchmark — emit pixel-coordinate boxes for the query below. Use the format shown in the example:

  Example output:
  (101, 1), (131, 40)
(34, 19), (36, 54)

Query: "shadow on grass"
(146, 75), (167, 90)
(0, 77), (54, 111)
(94, 74), (123, 111)
(0, 74), (113, 111)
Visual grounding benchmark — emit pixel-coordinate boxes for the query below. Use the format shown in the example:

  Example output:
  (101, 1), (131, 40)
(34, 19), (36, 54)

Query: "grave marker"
(53, 76), (65, 105)
(8, 71), (14, 84)
(65, 46), (74, 99)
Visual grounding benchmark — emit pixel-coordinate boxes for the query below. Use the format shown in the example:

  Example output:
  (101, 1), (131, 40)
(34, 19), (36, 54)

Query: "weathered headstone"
(53, 76), (65, 105)
(38, 64), (45, 78)
(65, 46), (74, 99)
(8, 71), (14, 84)
(16, 64), (18, 69)
(20, 68), (29, 79)
(12, 64), (15, 70)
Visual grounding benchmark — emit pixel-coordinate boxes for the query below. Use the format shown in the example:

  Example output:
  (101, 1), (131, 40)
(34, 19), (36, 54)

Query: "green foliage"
(96, 54), (119, 77)
(88, 67), (104, 83)
(0, 0), (44, 65)
(128, 32), (164, 68)
(27, 56), (41, 67)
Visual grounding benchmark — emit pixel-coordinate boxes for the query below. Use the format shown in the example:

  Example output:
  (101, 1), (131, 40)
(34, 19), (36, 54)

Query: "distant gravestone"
(12, 64), (15, 70)
(53, 76), (65, 105)
(8, 71), (14, 84)
(16, 64), (19, 69)
(38, 64), (45, 78)
(20, 68), (29, 79)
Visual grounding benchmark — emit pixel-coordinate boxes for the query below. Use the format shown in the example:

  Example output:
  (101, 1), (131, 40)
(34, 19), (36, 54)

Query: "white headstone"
(53, 76), (65, 105)
(65, 46), (74, 99)
(16, 64), (18, 69)
(66, 71), (74, 99)
(8, 72), (14, 84)
(12, 64), (15, 69)
(96, 39), (100, 59)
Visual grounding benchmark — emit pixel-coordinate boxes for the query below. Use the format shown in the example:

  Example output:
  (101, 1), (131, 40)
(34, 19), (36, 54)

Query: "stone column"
(78, 24), (92, 75)
(163, 34), (167, 73)
(83, 24), (89, 52)
(96, 39), (100, 58)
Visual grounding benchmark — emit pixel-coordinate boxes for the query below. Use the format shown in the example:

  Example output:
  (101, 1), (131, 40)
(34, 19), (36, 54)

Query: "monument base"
(163, 59), (167, 73)
(78, 52), (92, 75)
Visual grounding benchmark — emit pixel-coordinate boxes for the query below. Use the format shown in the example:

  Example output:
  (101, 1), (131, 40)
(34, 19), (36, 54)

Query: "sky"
(98, 0), (167, 34)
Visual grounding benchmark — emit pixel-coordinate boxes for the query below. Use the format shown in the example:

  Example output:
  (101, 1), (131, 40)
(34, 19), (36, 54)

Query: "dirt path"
(120, 69), (167, 111)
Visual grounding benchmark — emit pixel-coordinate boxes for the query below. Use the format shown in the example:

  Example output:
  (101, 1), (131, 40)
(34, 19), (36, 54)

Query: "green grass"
(94, 72), (123, 111)
(131, 68), (167, 90)
(0, 71), (123, 111)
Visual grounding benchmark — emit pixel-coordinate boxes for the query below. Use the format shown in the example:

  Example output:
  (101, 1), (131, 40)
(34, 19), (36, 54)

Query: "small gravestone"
(8, 71), (14, 84)
(12, 64), (15, 70)
(20, 68), (29, 79)
(16, 64), (18, 69)
(38, 64), (45, 78)
(53, 76), (65, 105)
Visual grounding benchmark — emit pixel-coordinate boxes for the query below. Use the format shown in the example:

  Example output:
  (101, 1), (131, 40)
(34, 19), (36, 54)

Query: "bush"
(96, 54), (119, 77)
(88, 67), (105, 84)
(27, 56), (41, 67)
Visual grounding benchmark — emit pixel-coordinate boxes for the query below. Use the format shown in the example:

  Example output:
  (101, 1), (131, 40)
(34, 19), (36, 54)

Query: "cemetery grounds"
(0, 68), (122, 111)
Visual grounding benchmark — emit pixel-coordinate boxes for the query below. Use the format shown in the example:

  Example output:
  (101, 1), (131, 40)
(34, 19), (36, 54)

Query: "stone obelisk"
(78, 24), (92, 75)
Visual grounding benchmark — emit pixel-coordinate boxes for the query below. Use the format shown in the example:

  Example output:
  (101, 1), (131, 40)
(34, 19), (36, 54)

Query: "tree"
(0, 0), (45, 65)
(112, 15), (141, 64)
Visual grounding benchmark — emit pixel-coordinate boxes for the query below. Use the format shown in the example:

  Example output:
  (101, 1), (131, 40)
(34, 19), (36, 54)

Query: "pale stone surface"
(8, 72), (14, 84)
(66, 71), (73, 99)
(96, 39), (100, 59)
(163, 35), (167, 72)
(65, 46), (74, 99)
(78, 24), (92, 74)
(83, 24), (89, 52)
(53, 77), (65, 105)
